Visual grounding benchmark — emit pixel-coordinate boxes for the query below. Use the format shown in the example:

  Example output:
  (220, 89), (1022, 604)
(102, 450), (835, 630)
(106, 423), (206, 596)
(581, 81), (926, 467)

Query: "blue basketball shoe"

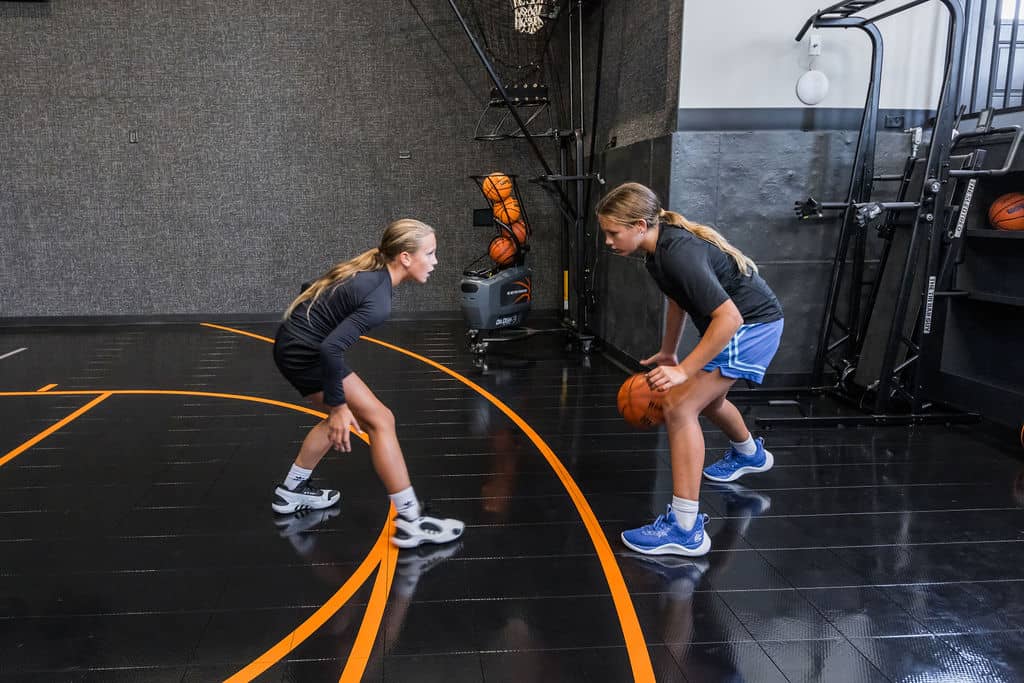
(702, 437), (774, 483)
(620, 506), (711, 557)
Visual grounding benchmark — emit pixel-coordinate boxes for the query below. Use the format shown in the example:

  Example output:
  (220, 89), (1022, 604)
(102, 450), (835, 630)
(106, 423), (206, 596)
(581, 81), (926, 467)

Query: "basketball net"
(512, 0), (545, 34)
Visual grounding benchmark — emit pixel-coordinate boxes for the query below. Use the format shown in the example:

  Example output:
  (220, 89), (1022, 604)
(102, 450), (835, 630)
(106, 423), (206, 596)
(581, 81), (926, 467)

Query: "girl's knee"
(663, 393), (702, 423)
(360, 405), (396, 433)
(701, 394), (726, 416)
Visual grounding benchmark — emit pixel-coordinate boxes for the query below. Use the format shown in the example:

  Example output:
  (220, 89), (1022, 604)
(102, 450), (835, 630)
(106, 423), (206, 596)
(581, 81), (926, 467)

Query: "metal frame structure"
(753, 0), (988, 427)
(447, 0), (600, 351)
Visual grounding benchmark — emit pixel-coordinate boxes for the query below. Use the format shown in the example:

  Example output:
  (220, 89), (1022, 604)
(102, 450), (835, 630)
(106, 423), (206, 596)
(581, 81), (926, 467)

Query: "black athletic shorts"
(273, 325), (323, 397)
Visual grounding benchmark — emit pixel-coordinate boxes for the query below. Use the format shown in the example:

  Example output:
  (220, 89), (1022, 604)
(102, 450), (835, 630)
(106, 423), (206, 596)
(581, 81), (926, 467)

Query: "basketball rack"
(447, 0), (601, 354)
(463, 173), (533, 276)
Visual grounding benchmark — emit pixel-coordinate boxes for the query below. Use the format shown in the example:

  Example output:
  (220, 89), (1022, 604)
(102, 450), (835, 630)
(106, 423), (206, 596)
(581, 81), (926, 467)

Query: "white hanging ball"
(796, 70), (830, 106)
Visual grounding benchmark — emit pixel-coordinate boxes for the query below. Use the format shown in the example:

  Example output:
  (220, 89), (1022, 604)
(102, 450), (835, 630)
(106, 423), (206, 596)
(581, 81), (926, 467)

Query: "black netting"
(461, 0), (563, 85)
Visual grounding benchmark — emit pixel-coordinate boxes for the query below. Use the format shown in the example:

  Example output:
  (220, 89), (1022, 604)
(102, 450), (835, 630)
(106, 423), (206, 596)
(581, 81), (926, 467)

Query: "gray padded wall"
(0, 0), (563, 318)
(666, 130), (912, 379)
(592, 130), (910, 378)
(576, 0), (683, 360)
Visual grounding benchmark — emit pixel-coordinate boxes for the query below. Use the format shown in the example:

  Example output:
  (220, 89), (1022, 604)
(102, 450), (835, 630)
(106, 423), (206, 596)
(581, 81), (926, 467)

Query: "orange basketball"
(489, 235), (517, 266)
(510, 220), (528, 245)
(481, 173), (513, 202)
(988, 192), (1024, 230)
(616, 373), (664, 430)
(493, 197), (521, 224)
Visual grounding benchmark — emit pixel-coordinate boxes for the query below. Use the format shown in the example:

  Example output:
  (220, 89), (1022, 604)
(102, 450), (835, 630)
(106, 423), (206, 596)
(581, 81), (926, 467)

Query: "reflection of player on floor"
(271, 218), (462, 548)
(597, 183), (784, 557)
(623, 482), (773, 677)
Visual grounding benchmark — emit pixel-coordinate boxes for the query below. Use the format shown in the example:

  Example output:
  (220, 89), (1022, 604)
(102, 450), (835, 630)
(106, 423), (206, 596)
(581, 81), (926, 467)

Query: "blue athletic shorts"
(703, 318), (784, 384)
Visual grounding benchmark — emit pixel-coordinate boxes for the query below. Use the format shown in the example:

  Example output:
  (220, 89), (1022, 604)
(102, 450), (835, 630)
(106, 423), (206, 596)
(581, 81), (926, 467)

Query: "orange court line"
(202, 322), (655, 681)
(0, 382), (381, 679)
(225, 520), (393, 683)
(0, 392), (112, 468)
(360, 336), (657, 683)
(200, 321), (275, 344)
(339, 514), (398, 683)
(37, 383), (57, 392)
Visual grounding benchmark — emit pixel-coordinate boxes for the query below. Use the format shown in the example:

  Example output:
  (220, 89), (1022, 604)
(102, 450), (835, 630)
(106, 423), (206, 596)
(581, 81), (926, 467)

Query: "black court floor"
(2, 320), (1023, 682)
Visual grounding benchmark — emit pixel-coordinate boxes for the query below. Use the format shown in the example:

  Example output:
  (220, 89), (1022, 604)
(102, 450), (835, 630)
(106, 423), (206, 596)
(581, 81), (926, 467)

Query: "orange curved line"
(197, 322), (393, 680)
(0, 385), (381, 680)
(225, 521), (391, 683)
(0, 389), (364, 446)
(199, 323), (654, 681)
(200, 321), (275, 344)
(1, 392), (111, 468)
(0, 389), (321, 419)
(360, 336), (655, 682)
(338, 514), (398, 683)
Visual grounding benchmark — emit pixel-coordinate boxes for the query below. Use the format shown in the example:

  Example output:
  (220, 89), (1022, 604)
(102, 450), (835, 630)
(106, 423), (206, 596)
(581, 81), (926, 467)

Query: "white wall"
(679, 0), (952, 110)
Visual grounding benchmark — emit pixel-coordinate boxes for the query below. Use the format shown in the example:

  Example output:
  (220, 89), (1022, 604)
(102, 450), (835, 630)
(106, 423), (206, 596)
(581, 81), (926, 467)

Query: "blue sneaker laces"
(643, 511), (675, 537)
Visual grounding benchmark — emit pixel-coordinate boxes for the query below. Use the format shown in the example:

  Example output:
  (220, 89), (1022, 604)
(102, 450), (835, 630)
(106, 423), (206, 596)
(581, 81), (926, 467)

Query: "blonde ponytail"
(659, 209), (758, 276)
(283, 218), (435, 320)
(596, 182), (758, 276)
(284, 247), (386, 319)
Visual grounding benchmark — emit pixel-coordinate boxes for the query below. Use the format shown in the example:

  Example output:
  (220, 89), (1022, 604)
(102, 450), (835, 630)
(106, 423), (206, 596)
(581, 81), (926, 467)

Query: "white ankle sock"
(390, 486), (421, 521)
(671, 496), (699, 530)
(730, 435), (757, 456)
(283, 464), (313, 491)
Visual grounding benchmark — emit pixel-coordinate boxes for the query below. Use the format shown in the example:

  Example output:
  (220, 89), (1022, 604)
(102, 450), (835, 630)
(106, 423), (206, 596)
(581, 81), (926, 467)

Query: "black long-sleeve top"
(281, 269), (393, 406)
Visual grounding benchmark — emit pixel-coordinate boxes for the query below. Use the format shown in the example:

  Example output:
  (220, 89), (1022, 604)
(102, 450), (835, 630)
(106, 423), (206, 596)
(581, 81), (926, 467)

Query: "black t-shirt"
(280, 269), (393, 406)
(645, 226), (783, 335)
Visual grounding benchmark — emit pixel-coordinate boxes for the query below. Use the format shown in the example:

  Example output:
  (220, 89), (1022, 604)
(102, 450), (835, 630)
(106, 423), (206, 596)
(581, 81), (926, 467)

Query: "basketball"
(489, 235), (517, 266)
(616, 373), (665, 429)
(482, 173), (513, 202)
(988, 192), (1024, 230)
(493, 197), (521, 224)
(510, 220), (528, 245)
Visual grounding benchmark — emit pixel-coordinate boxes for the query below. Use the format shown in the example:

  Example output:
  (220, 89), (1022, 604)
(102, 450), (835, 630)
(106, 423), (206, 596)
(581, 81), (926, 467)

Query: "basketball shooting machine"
(442, 0), (602, 355)
(461, 174), (535, 353)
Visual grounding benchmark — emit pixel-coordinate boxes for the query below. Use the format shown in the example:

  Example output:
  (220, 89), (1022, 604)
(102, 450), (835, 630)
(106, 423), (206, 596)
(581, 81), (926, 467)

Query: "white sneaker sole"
(391, 517), (465, 548)
(271, 490), (341, 515)
(703, 450), (774, 483)
(620, 532), (712, 557)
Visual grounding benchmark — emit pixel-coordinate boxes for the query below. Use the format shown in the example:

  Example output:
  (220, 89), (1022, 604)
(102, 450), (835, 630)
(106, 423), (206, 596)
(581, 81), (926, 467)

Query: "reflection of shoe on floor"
(391, 513), (465, 548)
(393, 541), (463, 597)
(625, 553), (709, 599)
(703, 437), (774, 482)
(620, 507), (711, 557)
(706, 481), (772, 517)
(272, 481), (341, 514)
(274, 506), (340, 537)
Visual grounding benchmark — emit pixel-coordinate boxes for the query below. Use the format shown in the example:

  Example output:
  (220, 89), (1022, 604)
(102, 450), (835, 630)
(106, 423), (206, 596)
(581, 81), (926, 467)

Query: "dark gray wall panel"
(590, 136), (673, 361)
(579, 0), (683, 151)
(1, 0), (564, 318)
(0, 0), (128, 98)
(589, 127), (912, 376)
(665, 130), (913, 376)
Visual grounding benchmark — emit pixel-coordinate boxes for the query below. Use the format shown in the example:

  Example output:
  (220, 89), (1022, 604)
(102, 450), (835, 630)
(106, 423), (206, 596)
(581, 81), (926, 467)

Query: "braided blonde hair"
(284, 218), (435, 319)
(596, 182), (757, 275)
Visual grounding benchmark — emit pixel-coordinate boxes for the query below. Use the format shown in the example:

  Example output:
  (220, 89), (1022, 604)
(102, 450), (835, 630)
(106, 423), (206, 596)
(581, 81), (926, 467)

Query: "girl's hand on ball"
(647, 365), (688, 392)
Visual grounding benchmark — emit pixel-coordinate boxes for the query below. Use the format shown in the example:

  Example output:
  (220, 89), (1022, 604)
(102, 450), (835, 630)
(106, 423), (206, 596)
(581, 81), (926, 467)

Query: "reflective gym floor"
(2, 320), (1023, 682)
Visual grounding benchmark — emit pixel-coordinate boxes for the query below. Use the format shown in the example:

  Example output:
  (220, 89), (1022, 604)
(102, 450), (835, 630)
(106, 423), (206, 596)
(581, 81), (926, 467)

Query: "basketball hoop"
(512, 0), (546, 34)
